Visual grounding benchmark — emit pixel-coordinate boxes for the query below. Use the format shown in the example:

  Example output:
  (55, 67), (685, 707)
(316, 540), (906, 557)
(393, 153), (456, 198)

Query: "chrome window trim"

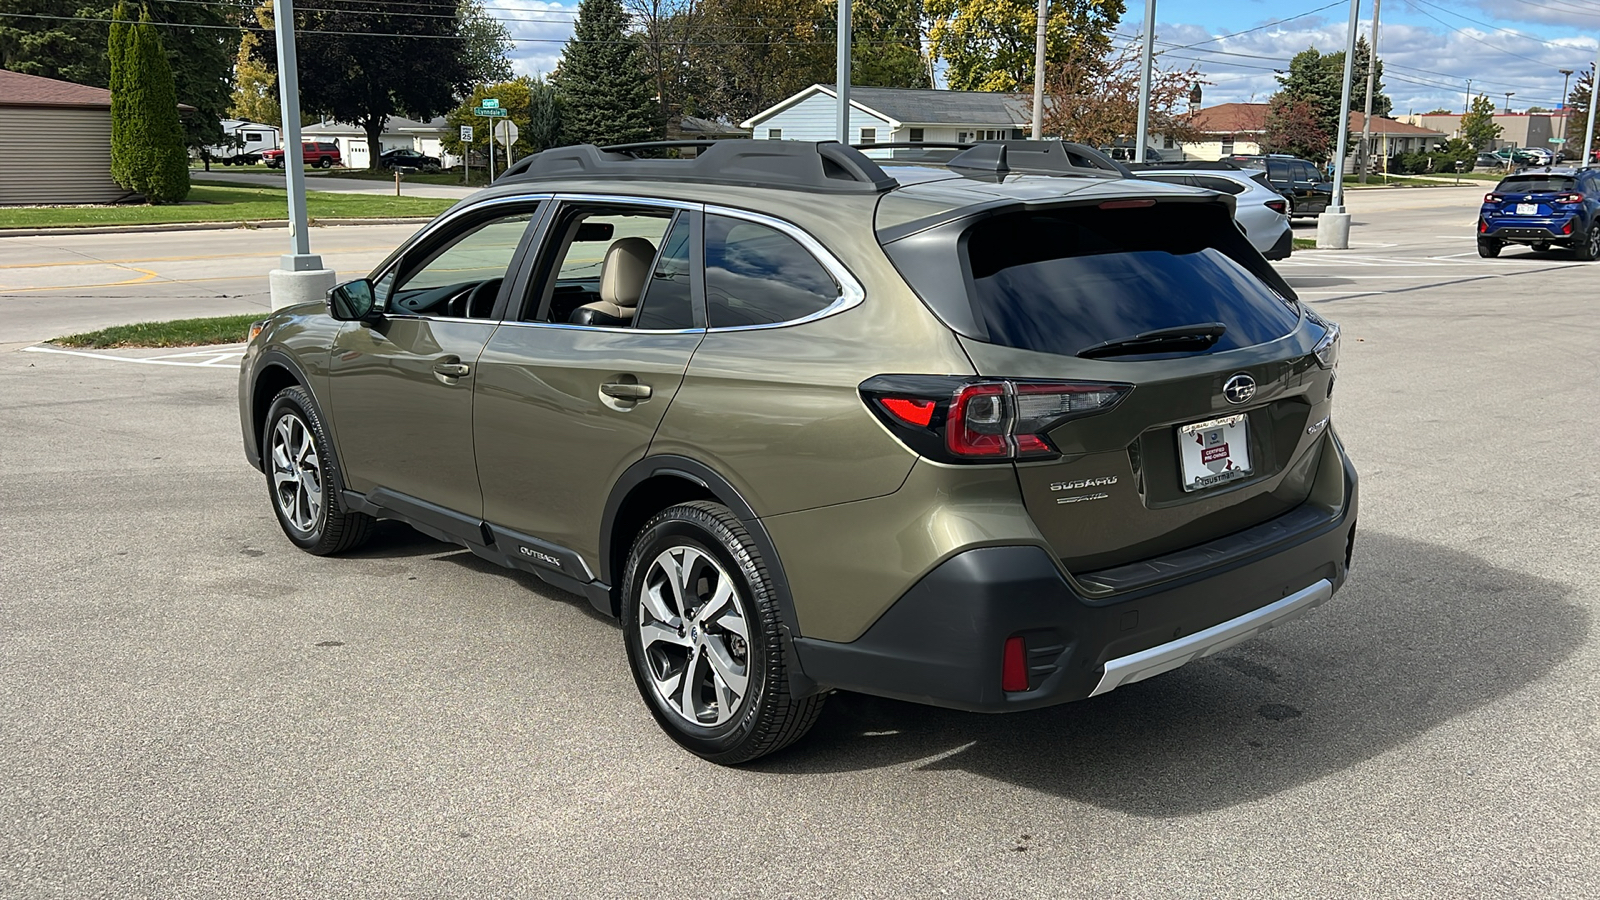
(701, 204), (866, 333)
(493, 320), (702, 336)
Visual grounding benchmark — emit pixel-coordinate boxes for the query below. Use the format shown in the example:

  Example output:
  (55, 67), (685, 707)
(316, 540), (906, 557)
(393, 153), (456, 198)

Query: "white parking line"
(22, 343), (245, 368)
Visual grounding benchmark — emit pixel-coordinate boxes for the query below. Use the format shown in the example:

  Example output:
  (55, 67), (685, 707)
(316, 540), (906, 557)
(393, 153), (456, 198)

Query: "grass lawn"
(53, 314), (260, 348)
(0, 183), (452, 229)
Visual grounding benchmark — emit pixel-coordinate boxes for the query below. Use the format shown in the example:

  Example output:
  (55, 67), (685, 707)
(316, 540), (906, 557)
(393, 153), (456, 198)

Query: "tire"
(1477, 239), (1502, 258)
(318, 157), (333, 169)
(622, 501), (824, 764)
(1575, 226), (1600, 262)
(263, 385), (374, 555)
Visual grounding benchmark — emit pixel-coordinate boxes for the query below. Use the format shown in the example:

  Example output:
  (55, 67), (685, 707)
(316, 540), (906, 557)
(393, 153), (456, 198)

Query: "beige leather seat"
(570, 237), (655, 326)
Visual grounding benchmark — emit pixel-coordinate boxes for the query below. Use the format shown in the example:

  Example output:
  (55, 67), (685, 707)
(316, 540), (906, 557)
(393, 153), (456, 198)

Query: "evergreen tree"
(108, 2), (133, 188)
(551, 0), (660, 146)
(526, 79), (565, 153)
(123, 10), (190, 203)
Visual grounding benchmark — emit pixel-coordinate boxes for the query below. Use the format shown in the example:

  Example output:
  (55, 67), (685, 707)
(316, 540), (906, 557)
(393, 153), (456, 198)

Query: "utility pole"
(1134, 0), (1157, 162)
(1585, 58), (1600, 166)
(1559, 68), (1573, 159)
(266, 0), (334, 310)
(1358, 0), (1381, 184)
(1318, 0), (1361, 250)
(1505, 91), (1515, 115)
(836, 0), (851, 144)
(1031, 0), (1047, 139)
(1464, 78), (1471, 116)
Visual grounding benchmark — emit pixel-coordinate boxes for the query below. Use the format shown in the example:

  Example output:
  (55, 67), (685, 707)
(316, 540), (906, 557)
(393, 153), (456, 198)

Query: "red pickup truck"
(262, 142), (342, 169)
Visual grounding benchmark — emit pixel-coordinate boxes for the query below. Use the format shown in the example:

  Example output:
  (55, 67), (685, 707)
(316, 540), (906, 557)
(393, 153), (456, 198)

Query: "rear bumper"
(794, 451), (1357, 713)
(1481, 218), (1576, 242)
(1264, 227), (1294, 260)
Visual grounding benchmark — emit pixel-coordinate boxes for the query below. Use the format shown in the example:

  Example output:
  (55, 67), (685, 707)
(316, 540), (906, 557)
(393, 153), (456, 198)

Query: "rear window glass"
(1498, 176), (1577, 193)
(964, 208), (1300, 358)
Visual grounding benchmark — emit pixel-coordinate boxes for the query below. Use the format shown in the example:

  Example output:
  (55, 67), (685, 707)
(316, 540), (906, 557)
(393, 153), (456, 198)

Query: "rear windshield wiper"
(1076, 323), (1227, 359)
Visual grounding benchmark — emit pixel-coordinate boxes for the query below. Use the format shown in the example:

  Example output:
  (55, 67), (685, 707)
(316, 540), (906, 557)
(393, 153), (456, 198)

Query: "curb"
(0, 217), (435, 238)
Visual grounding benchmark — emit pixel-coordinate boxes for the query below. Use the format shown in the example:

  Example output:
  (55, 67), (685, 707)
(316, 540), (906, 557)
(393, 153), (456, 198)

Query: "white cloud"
(482, 0), (579, 79)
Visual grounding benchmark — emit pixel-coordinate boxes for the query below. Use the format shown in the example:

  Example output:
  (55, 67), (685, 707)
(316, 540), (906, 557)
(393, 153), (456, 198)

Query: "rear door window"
(961, 207), (1300, 358)
(1294, 162), (1320, 182)
(704, 214), (839, 328)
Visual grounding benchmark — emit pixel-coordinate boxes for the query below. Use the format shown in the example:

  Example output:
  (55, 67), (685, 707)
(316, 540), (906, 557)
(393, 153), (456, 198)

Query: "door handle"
(600, 382), (652, 400)
(434, 362), (471, 378)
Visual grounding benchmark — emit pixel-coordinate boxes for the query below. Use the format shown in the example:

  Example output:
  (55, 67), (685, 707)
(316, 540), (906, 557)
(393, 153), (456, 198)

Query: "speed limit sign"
(460, 125), (474, 142)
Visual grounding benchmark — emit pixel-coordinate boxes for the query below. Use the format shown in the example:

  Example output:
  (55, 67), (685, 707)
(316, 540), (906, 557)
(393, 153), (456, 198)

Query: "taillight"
(1001, 636), (1029, 692)
(862, 375), (1132, 464)
(1563, 220), (1575, 235)
(1265, 199), (1287, 215)
(1485, 193), (1503, 203)
(1557, 192), (1585, 204)
(1479, 219), (1488, 233)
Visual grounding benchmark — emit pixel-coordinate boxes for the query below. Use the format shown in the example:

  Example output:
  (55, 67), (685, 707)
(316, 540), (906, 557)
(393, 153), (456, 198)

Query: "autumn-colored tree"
(1262, 95), (1331, 162)
(1042, 43), (1201, 148)
(442, 78), (564, 164)
(927, 0), (1125, 93)
(1564, 69), (1597, 159)
(230, 2), (278, 125)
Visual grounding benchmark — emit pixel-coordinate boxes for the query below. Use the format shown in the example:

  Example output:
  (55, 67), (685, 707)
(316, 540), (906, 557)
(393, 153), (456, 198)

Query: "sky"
(484, 0), (1600, 117)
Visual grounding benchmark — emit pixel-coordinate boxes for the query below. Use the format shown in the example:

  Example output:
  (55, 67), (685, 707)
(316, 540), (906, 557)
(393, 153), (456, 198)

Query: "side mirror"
(327, 279), (376, 321)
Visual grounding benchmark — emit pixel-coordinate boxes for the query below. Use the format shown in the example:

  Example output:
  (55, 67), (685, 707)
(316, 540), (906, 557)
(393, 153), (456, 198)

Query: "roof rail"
(853, 140), (1131, 179)
(494, 139), (898, 194)
(1124, 160), (1247, 172)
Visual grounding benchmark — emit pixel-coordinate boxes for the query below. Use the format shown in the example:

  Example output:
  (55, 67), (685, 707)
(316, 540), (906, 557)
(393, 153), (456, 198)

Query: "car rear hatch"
(1487, 174), (1582, 223)
(872, 191), (1340, 578)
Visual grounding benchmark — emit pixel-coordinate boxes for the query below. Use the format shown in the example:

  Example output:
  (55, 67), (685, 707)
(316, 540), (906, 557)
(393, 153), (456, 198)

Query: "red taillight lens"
(1564, 220), (1575, 235)
(1479, 219), (1488, 233)
(1485, 193), (1503, 203)
(947, 383), (1011, 458)
(1557, 192), (1585, 204)
(880, 397), (935, 427)
(1265, 199), (1287, 214)
(862, 376), (1132, 464)
(1001, 636), (1029, 692)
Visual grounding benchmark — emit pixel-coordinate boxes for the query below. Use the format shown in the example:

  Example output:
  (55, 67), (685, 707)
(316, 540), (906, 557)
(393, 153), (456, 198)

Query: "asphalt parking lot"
(3, 186), (1598, 897)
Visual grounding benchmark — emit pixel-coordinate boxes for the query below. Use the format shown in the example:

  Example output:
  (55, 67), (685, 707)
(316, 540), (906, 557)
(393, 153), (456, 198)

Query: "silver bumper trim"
(1088, 578), (1333, 697)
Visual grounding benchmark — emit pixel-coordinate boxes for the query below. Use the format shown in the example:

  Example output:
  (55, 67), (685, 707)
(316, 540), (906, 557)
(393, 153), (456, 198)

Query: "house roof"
(1190, 103), (1446, 138)
(742, 84), (1031, 130)
(0, 69), (113, 109)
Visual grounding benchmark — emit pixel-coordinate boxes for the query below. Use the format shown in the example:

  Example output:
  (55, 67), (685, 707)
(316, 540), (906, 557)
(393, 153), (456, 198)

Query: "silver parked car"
(1132, 166), (1294, 260)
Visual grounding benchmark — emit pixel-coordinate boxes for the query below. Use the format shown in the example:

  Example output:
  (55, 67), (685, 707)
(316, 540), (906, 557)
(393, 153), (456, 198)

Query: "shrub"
(119, 10), (190, 203)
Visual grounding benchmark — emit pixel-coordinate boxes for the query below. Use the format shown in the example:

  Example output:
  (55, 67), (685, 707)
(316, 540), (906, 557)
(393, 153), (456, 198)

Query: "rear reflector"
(1002, 636), (1029, 692)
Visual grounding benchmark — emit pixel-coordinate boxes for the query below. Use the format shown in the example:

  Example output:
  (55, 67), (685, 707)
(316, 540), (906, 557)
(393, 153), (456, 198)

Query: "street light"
(267, 0), (334, 310)
(1559, 68), (1574, 158)
(1505, 91), (1515, 114)
(1316, 0), (1361, 250)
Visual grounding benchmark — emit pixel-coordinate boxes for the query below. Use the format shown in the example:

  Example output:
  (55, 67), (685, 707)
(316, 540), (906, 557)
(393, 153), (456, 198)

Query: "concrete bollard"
(1317, 210), (1352, 250)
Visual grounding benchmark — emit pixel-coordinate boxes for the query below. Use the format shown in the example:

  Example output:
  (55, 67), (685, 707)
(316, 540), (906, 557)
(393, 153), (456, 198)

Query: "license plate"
(1517, 203), (1539, 215)
(1179, 414), (1253, 491)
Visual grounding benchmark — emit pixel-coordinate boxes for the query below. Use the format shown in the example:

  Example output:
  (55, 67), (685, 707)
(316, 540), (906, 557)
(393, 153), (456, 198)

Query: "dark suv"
(263, 142), (342, 169)
(1230, 155), (1332, 217)
(239, 140), (1357, 764)
(1478, 167), (1600, 259)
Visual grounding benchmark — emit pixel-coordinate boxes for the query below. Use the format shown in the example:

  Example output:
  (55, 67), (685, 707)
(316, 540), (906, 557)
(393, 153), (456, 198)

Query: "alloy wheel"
(637, 545), (751, 727)
(269, 412), (323, 534)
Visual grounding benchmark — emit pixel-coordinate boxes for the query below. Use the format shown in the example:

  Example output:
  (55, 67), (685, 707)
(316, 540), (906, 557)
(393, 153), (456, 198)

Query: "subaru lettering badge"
(1223, 373), (1257, 405)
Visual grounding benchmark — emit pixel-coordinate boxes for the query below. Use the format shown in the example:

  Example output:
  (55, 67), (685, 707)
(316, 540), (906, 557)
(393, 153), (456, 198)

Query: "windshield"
(962, 207), (1300, 358)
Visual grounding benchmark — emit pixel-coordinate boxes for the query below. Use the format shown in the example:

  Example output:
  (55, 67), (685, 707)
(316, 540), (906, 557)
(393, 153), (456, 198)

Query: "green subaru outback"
(240, 140), (1356, 764)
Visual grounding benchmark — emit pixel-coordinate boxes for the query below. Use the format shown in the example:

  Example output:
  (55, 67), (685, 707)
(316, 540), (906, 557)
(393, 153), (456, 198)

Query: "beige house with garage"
(0, 70), (125, 205)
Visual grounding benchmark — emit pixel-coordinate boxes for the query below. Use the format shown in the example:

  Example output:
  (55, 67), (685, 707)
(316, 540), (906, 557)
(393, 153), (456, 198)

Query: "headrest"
(599, 237), (656, 308)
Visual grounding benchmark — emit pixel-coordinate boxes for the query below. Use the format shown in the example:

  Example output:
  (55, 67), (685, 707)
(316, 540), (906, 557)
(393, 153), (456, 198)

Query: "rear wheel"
(317, 157), (333, 169)
(622, 502), (824, 764)
(1477, 239), (1502, 258)
(264, 386), (373, 555)
(1575, 226), (1600, 261)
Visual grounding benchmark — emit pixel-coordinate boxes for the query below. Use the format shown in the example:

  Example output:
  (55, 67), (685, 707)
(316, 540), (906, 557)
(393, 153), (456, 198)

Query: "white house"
(301, 116), (458, 168)
(741, 84), (1030, 150)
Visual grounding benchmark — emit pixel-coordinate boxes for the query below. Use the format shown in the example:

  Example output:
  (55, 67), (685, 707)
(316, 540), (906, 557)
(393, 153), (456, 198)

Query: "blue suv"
(1479, 167), (1600, 259)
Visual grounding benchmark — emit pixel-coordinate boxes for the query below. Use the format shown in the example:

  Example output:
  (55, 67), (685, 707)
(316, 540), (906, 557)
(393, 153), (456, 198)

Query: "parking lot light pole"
(1317, 0), (1361, 250)
(267, 0), (335, 311)
(835, 0), (850, 144)
(1586, 58), (1600, 166)
(1134, 0), (1156, 163)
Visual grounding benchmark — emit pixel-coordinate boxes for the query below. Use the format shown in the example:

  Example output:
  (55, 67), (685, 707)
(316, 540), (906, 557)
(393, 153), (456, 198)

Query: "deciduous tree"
(1460, 93), (1503, 150)
(926, 0), (1124, 93)
(255, 0), (474, 169)
(1565, 69), (1597, 159)
(1261, 94), (1331, 162)
(1043, 42), (1200, 148)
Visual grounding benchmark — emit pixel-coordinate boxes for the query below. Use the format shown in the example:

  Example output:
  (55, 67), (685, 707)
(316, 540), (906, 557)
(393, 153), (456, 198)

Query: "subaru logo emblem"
(1223, 373), (1257, 405)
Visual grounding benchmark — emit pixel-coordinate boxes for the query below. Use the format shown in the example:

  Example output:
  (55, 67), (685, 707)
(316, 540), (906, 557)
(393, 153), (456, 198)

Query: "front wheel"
(1477, 239), (1502, 258)
(622, 502), (824, 764)
(1575, 226), (1600, 261)
(263, 386), (373, 555)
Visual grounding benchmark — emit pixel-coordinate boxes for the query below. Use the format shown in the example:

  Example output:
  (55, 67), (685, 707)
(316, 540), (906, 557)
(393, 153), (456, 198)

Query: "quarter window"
(704, 215), (839, 328)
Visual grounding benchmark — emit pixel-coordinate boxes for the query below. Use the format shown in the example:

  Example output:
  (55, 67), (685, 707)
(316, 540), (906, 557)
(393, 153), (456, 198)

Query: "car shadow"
(749, 532), (1587, 816)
